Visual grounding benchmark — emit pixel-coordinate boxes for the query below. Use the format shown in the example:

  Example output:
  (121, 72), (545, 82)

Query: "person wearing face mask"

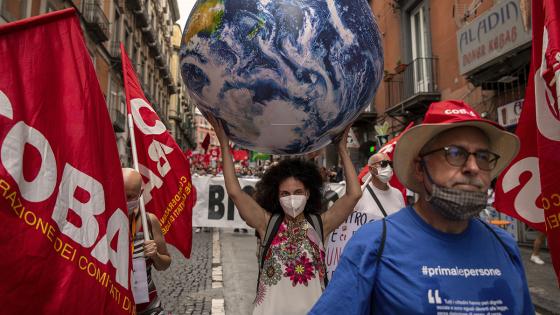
(123, 168), (171, 315)
(324, 152), (404, 278)
(356, 152), (405, 220)
(206, 114), (362, 315)
(310, 100), (534, 314)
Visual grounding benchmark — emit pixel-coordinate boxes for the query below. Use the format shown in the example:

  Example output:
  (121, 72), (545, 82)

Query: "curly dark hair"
(255, 158), (324, 215)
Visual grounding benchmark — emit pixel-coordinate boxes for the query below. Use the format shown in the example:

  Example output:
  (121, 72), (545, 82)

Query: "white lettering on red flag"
(121, 45), (196, 258)
(495, 0), (560, 285)
(0, 9), (133, 314)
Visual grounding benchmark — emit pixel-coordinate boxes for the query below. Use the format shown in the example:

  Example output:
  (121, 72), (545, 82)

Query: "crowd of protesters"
(192, 161), (347, 183)
(155, 100), (544, 315)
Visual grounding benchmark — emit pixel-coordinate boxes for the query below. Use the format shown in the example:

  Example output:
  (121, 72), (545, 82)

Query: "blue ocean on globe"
(180, 0), (383, 154)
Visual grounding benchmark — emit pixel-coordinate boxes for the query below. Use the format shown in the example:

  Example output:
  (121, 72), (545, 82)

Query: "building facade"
(0, 0), (194, 165)
(371, 0), (530, 134)
(370, 0), (533, 243)
(168, 23), (196, 151)
(194, 108), (217, 153)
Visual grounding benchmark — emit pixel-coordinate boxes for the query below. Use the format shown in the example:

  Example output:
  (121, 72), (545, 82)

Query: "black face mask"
(421, 161), (488, 221)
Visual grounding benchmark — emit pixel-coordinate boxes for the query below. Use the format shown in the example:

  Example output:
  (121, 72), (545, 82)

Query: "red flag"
(0, 9), (133, 314)
(121, 45), (196, 258)
(233, 149), (249, 161)
(201, 133), (210, 153)
(209, 146), (221, 160)
(495, 0), (560, 284)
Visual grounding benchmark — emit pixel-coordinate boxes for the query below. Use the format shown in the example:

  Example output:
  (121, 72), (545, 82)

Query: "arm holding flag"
(144, 213), (171, 271)
(207, 114), (270, 238)
(123, 167), (171, 270)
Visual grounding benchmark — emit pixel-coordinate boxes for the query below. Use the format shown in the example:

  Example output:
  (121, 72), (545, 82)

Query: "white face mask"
(376, 165), (393, 183)
(127, 199), (140, 215)
(279, 195), (308, 218)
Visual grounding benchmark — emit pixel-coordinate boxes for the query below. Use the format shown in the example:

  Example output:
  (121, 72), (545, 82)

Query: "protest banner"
(192, 175), (257, 229)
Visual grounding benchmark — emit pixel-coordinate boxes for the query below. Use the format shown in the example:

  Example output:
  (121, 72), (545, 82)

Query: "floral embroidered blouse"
(253, 215), (327, 315)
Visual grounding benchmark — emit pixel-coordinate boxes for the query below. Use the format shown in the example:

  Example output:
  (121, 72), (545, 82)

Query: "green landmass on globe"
(183, 0), (224, 45)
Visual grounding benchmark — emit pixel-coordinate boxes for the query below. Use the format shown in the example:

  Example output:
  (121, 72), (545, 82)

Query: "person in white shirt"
(354, 152), (405, 220)
(325, 152), (404, 278)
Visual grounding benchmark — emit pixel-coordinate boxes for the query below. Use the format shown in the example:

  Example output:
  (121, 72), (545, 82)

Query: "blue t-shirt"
(310, 206), (534, 315)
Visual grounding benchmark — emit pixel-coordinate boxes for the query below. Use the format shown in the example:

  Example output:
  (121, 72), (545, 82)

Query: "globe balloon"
(181, 0), (383, 154)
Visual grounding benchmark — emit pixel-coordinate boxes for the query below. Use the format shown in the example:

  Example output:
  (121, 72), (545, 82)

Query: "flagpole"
(120, 42), (151, 243)
(128, 112), (150, 243)
(361, 173), (373, 192)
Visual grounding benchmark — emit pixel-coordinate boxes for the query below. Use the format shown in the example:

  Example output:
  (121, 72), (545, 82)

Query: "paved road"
(520, 247), (560, 315)
(152, 230), (220, 315)
(151, 228), (257, 315)
(220, 228), (258, 315)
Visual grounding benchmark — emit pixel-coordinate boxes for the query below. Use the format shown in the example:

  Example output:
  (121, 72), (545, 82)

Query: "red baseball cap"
(393, 100), (520, 193)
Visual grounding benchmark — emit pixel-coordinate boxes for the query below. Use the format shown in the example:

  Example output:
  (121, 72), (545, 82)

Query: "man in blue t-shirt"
(310, 100), (534, 315)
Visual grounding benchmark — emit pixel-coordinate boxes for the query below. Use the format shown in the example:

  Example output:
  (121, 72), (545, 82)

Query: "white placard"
(132, 257), (150, 304)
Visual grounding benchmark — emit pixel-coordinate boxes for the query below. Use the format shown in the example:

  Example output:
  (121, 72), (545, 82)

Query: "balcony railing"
(126, 0), (142, 11)
(385, 57), (440, 112)
(109, 40), (120, 59)
(108, 41), (122, 71)
(143, 25), (156, 46)
(134, 4), (149, 28)
(82, 0), (109, 43)
(109, 104), (126, 132)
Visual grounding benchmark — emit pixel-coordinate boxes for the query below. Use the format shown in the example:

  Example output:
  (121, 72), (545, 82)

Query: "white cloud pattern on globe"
(180, 0), (383, 154)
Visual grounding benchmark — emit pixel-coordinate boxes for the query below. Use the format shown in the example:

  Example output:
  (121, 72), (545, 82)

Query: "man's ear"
(413, 157), (424, 184)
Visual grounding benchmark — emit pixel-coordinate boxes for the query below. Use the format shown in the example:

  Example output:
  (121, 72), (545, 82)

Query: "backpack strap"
(371, 218), (387, 315)
(304, 212), (327, 286)
(304, 212), (324, 243)
(258, 213), (284, 270)
(478, 219), (515, 263)
(375, 219), (387, 266)
(256, 212), (284, 295)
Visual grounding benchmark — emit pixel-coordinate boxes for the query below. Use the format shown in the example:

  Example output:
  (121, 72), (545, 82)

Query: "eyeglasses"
(420, 145), (500, 171)
(371, 160), (392, 168)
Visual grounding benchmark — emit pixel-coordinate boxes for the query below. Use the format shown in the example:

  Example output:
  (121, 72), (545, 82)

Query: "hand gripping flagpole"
(128, 113), (151, 242)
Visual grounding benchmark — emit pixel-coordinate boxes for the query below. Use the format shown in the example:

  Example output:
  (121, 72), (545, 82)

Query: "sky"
(177, 0), (198, 31)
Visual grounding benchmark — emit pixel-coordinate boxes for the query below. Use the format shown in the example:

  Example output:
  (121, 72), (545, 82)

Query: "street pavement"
(520, 246), (560, 315)
(152, 228), (257, 315)
(152, 229), (559, 315)
(152, 229), (219, 315)
(220, 229), (258, 315)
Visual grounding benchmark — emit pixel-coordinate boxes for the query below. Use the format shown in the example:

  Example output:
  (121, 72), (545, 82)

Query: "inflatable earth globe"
(180, 0), (383, 154)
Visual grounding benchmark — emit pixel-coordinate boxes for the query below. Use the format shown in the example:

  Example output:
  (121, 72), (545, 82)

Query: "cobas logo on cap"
(444, 108), (477, 117)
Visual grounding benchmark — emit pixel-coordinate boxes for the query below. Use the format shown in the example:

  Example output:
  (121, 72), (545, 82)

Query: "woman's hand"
(321, 123), (362, 237)
(335, 125), (352, 153)
(205, 113), (228, 145)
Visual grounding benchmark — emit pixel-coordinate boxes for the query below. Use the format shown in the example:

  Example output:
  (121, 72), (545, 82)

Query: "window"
(124, 28), (131, 55)
(1, 0), (28, 22)
(112, 10), (121, 43)
(410, 3), (431, 93)
(46, 1), (56, 13)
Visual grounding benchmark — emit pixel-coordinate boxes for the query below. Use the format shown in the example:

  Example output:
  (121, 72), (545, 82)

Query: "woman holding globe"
(206, 114), (362, 315)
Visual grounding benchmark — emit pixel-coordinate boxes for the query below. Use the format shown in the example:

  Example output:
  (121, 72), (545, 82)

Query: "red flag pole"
(121, 43), (150, 242)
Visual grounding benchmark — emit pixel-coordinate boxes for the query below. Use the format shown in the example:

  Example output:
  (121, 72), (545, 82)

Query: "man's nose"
(462, 154), (480, 174)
